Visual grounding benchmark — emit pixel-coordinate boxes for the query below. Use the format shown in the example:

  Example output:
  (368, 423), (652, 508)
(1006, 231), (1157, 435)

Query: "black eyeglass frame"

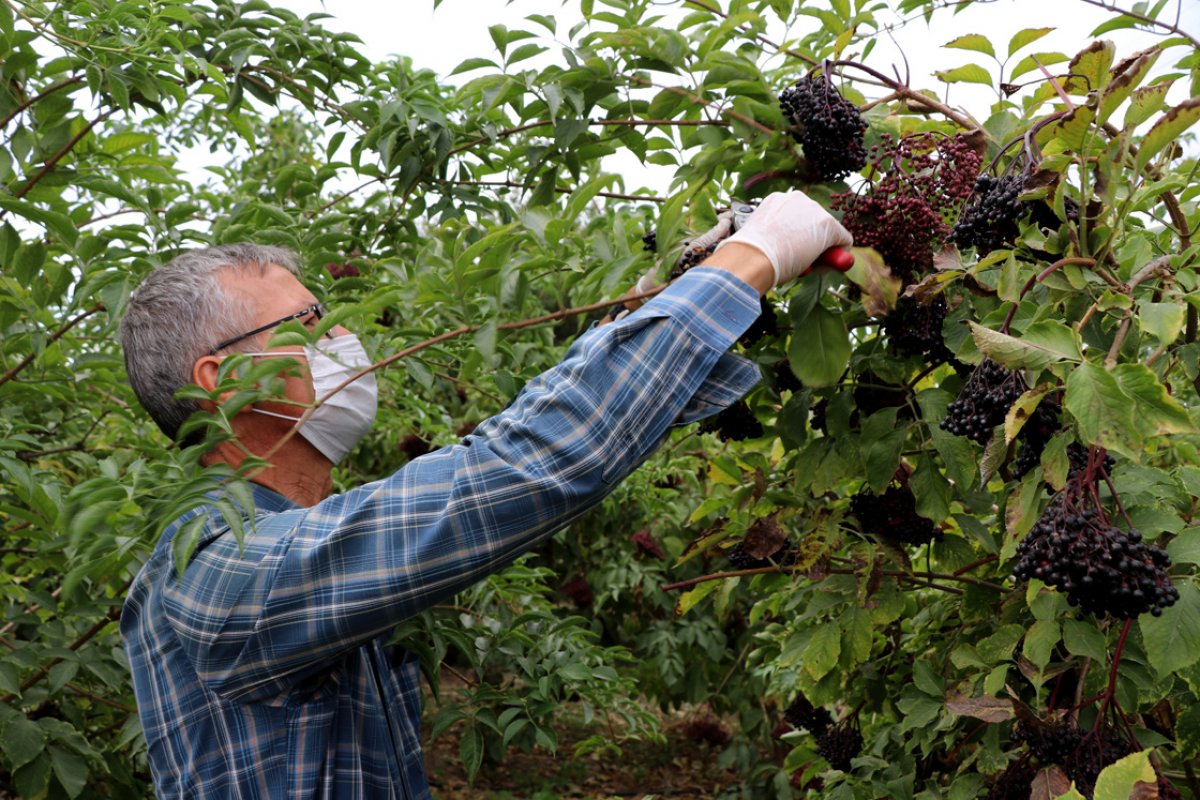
(209, 303), (326, 355)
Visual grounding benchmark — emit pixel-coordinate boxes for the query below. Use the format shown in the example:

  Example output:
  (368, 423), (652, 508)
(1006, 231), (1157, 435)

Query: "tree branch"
(0, 605), (122, 703)
(0, 303), (105, 388)
(0, 74), (84, 130)
(452, 178), (666, 203)
(1, 110), (111, 207)
(1077, 0), (1200, 49)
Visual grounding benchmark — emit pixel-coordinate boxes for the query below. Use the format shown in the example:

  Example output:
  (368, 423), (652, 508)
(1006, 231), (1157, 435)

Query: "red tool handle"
(815, 246), (854, 272)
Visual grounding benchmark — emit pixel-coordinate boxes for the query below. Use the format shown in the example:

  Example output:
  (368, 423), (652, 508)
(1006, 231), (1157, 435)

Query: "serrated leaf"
(968, 321), (1082, 370)
(1140, 301), (1186, 345)
(1, 714), (46, 769)
(675, 577), (723, 617)
(787, 305), (850, 387)
(911, 454), (951, 523)
(1062, 618), (1108, 663)
(805, 623), (841, 680)
(934, 63), (993, 86)
(1091, 750), (1155, 800)
(460, 725), (484, 782)
(1064, 362), (1141, 459)
(1010, 51), (1069, 81)
(1005, 385), (1053, 444)
(1168, 528), (1200, 566)
(1023, 618), (1060, 670)
(944, 34), (994, 58)
(1140, 581), (1200, 679)
(1065, 39), (1115, 93)
(1056, 105), (1097, 152)
(1008, 27), (1054, 58)
(1124, 80), (1172, 128)
(1099, 48), (1161, 126)
(1112, 362), (1196, 436)
(1137, 97), (1200, 170)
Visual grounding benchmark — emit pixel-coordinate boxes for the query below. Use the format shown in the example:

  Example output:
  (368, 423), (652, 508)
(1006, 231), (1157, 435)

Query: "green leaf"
(1124, 80), (1172, 128)
(1112, 363), (1196, 437)
(976, 624), (1024, 665)
(934, 63), (993, 86)
(944, 34), (995, 58)
(910, 454), (951, 523)
(968, 321), (1082, 370)
(450, 57), (499, 75)
(675, 577), (723, 617)
(805, 623), (842, 680)
(1098, 47), (1161, 126)
(1140, 581), (1200, 679)
(1140, 301), (1186, 344)
(1065, 39), (1115, 93)
(1064, 362), (1141, 459)
(1, 714), (46, 769)
(1023, 619), (1060, 671)
(1010, 51), (1069, 81)
(861, 408), (907, 493)
(1061, 618), (1108, 663)
(460, 725), (484, 782)
(1168, 528), (1200, 566)
(1052, 786), (1087, 800)
(787, 305), (850, 387)
(1091, 750), (1155, 800)
(1007, 28), (1054, 58)
(840, 606), (874, 665)
(48, 745), (88, 799)
(1136, 97), (1200, 170)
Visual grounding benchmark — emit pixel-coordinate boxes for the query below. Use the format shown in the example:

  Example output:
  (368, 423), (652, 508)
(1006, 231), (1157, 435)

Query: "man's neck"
(202, 438), (333, 508)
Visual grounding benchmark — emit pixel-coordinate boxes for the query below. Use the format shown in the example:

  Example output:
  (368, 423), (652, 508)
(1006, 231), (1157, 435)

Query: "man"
(119, 192), (851, 798)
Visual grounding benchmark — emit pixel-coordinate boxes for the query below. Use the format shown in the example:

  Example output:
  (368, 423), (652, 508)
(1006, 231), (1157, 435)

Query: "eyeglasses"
(210, 303), (326, 355)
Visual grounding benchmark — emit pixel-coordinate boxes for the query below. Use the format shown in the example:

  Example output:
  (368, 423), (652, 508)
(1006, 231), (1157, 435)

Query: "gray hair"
(120, 243), (301, 445)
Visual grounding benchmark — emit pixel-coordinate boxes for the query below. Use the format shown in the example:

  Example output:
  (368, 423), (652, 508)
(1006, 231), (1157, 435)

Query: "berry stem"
(827, 60), (983, 133)
(952, 554), (998, 576)
(999, 257), (1095, 334)
(1096, 619), (1134, 729)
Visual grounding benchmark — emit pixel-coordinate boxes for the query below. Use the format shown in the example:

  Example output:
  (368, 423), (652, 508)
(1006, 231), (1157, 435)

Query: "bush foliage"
(1, 0), (1199, 797)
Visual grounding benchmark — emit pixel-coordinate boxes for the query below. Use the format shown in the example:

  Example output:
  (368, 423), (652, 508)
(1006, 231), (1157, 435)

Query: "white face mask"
(240, 334), (379, 464)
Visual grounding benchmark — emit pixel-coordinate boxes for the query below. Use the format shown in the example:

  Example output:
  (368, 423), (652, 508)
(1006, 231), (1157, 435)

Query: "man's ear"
(192, 354), (232, 412)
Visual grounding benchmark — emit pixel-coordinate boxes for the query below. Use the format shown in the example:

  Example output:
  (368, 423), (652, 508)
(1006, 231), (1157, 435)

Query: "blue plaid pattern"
(121, 267), (762, 798)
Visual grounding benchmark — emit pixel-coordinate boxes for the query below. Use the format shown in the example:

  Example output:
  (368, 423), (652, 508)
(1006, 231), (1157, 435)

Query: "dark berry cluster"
(726, 541), (796, 570)
(641, 229), (657, 253)
(985, 758), (1036, 800)
(560, 573), (593, 607)
(778, 75), (868, 180)
(851, 376), (912, 423)
(740, 297), (779, 347)
(816, 720), (862, 771)
(1061, 724), (1133, 798)
(1012, 719), (1082, 765)
(1012, 486), (1178, 619)
(784, 695), (833, 734)
(1011, 400), (1061, 478)
(671, 240), (719, 278)
(849, 483), (939, 546)
(699, 401), (764, 442)
(771, 359), (802, 394)
(1066, 443), (1115, 478)
(882, 294), (954, 362)
(940, 359), (1026, 445)
(833, 132), (982, 285)
(949, 174), (1027, 254)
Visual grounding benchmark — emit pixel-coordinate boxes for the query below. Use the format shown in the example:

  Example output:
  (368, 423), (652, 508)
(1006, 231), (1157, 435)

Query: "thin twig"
(448, 117), (729, 157)
(1077, 0), (1200, 49)
(453, 179), (666, 203)
(0, 303), (105, 388)
(0, 75), (84, 129)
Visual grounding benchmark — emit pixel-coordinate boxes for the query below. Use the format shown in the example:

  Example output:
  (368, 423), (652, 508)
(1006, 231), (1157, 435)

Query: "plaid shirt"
(121, 267), (762, 799)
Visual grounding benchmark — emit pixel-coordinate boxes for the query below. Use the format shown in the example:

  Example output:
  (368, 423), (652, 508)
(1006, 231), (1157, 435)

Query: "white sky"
(255, 0), (1198, 197)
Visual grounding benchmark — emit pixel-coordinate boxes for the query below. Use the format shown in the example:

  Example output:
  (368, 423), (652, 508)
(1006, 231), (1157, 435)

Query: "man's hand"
(714, 191), (853, 287)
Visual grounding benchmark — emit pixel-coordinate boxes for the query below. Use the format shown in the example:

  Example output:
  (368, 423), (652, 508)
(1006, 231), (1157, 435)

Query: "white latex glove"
(713, 191), (853, 286)
(635, 209), (736, 295)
